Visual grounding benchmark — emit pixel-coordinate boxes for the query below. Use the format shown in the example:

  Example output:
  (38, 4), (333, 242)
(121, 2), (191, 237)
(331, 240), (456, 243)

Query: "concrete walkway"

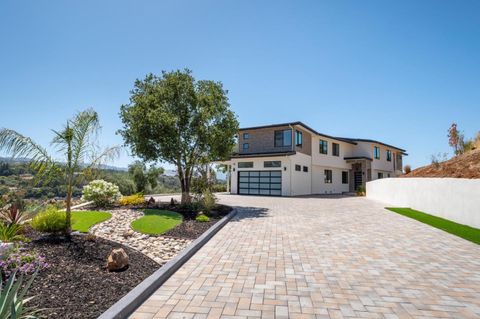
(131, 195), (480, 319)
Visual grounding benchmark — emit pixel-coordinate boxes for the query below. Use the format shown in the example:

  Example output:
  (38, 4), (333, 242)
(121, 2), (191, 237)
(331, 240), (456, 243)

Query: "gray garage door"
(238, 170), (282, 196)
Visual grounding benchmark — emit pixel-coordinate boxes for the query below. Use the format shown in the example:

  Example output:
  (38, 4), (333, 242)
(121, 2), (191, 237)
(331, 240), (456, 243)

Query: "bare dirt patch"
(405, 149), (480, 178)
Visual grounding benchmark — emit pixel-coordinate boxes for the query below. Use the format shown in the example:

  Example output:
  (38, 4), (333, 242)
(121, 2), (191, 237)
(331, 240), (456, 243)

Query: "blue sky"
(1, 0), (479, 169)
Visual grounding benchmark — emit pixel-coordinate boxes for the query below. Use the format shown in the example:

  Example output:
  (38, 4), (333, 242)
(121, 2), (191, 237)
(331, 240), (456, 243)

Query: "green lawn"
(71, 211), (112, 233)
(386, 207), (480, 245)
(131, 209), (183, 235)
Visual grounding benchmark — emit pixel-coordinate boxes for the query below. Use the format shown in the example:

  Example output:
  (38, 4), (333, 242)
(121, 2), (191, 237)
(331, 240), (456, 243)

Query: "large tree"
(119, 69), (238, 203)
(0, 109), (120, 234)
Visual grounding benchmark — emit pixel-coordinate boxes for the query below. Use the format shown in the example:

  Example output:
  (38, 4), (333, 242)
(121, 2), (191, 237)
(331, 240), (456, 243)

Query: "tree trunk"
(180, 176), (191, 204)
(65, 186), (72, 235)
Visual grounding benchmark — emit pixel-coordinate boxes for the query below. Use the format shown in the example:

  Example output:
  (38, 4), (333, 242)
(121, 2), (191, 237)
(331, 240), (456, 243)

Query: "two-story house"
(226, 122), (406, 196)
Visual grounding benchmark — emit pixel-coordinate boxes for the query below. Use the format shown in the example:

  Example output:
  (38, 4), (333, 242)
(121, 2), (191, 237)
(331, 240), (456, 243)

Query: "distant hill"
(0, 157), (127, 172)
(404, 150), (480, 179)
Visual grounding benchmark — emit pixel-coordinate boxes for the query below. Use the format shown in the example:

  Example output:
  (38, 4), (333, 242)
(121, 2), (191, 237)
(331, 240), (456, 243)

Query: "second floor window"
(243, 143), (249, 150)
(319, 140), (328, 154)
(324, 169), (332, 183)
(295, 164), (301, 171)
(295, 130), (303, 147)
(386, 150), (392, 162)
(243, 133), (250, 139)
(274, 129), (292, 147)
(332, 143), (340, 156)
(374, 146), (380, 159)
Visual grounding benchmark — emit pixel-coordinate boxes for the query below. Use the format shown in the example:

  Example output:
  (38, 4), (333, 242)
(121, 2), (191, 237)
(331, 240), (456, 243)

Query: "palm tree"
(0, 109), (120, 234)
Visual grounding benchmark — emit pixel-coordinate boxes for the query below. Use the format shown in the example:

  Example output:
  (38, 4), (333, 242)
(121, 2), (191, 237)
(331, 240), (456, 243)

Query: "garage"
(238, 170), (282, 196)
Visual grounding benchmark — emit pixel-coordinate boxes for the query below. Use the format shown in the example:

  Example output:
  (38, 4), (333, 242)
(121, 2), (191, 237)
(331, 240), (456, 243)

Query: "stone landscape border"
(97, 208), (238, 319)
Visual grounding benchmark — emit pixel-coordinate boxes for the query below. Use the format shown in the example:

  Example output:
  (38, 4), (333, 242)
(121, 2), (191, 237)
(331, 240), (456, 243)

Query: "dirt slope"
(405, 149), (480, 179)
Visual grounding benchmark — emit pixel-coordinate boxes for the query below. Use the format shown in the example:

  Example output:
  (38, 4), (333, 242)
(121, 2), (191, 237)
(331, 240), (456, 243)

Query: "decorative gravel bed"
(90, 204), (232, 264)
(24, 232), (159, 319)
(90, 209), (191, 264)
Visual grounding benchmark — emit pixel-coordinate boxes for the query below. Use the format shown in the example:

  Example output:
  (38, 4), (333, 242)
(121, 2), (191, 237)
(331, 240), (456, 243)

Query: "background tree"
(127, 160), (164, 193)
(128, 161), (148, 193)
(448, 123), (463, 155)
(0, 109), (120, 234)
(119, 69), (238, 203)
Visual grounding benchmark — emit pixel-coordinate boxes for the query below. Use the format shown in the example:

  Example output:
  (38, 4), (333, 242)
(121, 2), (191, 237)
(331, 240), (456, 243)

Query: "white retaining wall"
(366, 178), (480, 229)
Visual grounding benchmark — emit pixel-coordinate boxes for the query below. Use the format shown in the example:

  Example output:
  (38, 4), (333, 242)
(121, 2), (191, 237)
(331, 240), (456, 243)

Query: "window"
(324, 170), (332, 183)
(295, 130), (303, 147)
(274, 129), (292, 147)
(238, 162), (253, 168)
(243, 132), (250, 139)
(243, 143), (249, 150)
(378, 172), (384, 179)
(374, 146), (380, 159)
(342, 171), (348, 184)
(303, 166), (308, 172)
(333, 143), (340, 156)
(319, 140), (328, 154)
(386, 150), (392, 162)
(295, 164), (301, 171)
(264, 161), (281, 168)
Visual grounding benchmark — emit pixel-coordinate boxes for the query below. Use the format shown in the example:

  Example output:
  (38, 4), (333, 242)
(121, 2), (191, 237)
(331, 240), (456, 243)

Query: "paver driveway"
(131, 195), (480, 319)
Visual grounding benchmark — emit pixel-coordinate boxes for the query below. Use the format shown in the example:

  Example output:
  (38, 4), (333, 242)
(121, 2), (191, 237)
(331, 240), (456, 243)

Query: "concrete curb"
(97, 208), (238, 319)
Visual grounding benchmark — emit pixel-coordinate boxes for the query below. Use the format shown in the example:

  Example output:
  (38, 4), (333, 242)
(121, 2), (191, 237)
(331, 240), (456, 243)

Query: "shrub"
(356, 185), (366, 196)
(0, 204), (27, 226)
(0, 223), (25, 242)
(82, 180), (121, 207)
(119, 193), (145, 206)
(178, 200), (202, 213)
(31, 206), (66, 234)
(195, 214), (210, 222)
(211, 183), (227, 193)
(0, 271), (42, 318)
(404, 165), (411, 174)
(0, 193), (27, 226)
(201, 190), (217, 214)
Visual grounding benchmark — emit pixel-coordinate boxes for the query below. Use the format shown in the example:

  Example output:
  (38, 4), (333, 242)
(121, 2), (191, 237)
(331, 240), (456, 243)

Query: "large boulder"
(106, 248), (129, 271)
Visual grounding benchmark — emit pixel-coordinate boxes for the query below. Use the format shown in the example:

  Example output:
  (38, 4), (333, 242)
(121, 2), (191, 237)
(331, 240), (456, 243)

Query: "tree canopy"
(119, 69), (238, 203)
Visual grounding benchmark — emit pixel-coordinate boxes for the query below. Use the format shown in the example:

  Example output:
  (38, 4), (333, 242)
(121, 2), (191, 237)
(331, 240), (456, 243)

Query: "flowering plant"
(82, 179), (121, 207)
(0, 250), (49, 279)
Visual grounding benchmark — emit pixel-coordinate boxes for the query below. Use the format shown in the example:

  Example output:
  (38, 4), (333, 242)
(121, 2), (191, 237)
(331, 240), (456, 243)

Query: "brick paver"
(131, 195), (480, 319)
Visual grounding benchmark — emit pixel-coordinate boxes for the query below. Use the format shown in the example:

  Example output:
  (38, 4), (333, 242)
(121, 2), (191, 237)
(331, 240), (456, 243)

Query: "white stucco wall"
(289, 153), (312, 196)
(311, 136), (353, 168)
(367, 178), (480, 228)
(312, 165), (350, 194)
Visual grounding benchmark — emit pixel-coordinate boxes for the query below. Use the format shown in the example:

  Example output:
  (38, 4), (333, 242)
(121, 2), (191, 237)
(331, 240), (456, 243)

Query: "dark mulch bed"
(18, 202), (233, 318)
(24, 230), (158, 319)
(159, 203), (232, 240)
(163, 219), (220, 239)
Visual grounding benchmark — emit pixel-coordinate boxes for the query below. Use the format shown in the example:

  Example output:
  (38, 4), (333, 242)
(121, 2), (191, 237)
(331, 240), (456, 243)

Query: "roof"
(231, 150), (296, 158)
(339, 138), (407, 153)
(239, 121), (406, 153)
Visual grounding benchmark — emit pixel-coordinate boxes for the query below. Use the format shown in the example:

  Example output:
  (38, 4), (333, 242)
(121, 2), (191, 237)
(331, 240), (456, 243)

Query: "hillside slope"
(405, 150), (480, 179)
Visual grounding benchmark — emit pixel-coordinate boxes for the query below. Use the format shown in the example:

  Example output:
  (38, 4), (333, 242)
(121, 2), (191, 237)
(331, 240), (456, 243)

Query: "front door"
(354, 171), (362, 190)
